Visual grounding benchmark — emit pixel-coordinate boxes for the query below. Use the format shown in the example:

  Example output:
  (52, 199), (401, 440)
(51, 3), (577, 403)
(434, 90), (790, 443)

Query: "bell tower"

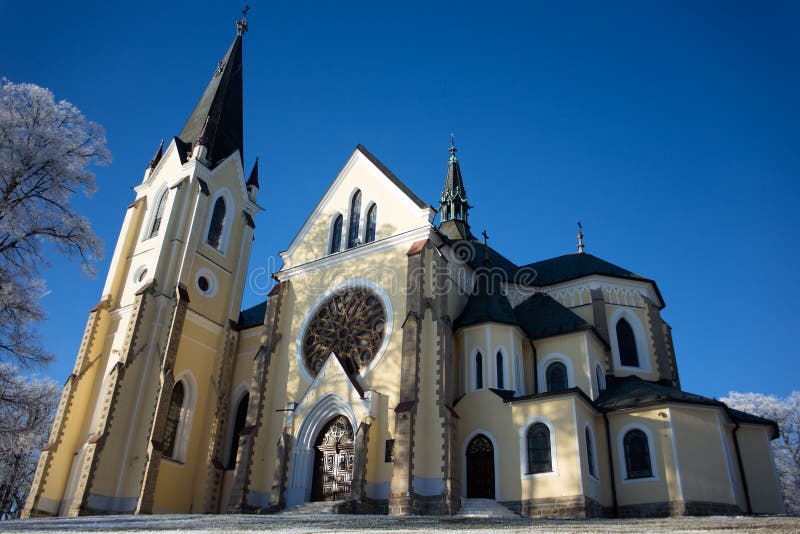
(23, 13), (259, 517)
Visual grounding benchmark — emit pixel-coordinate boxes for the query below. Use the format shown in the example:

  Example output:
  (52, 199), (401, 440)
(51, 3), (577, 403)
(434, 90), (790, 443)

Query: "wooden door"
(311, 416), (354, 501)
(466, 434), (495, 499)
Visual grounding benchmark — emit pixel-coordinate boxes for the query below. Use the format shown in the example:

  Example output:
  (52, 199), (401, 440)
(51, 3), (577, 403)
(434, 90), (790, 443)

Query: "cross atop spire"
(449, 133), (458, 162)
(577, 220), (585, 254)
(237, 5), (250, 35)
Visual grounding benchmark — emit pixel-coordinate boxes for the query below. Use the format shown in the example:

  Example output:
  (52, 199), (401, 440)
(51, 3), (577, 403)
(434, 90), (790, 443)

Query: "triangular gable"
(293, 353), (368, 420)
(279, 145), (435, 267)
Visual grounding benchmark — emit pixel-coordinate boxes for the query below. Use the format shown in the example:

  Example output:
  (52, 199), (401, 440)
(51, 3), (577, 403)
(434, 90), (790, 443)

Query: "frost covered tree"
(722, 391), (800, 515)
(0, 79), (109, 519)
(0, 78), (110, 367)
(0, 364), (58, 519)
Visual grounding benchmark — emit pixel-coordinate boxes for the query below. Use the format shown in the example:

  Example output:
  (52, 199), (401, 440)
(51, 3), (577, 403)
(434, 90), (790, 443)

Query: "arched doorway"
(466, 434), (495, 499)
(310, 415), (354, 501)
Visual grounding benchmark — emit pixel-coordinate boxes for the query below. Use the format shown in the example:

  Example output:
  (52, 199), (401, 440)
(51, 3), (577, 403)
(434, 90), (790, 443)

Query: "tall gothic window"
(347, 190), (361, 249)
(330, 214), (343, 254)
(586, 426), (597, 478)
(207, 197), (226, 250)
(475, 352), (483, 390)
(496, 351), (504, 389)
(227, 392), (249, 470)
(148, 189), (169, 239)
(546, 361), (568, 393)
(616, 318), (639, 367)
(526, 423), (552, 474)
(365, 204), (377, 243)
(623, 429), (653, 479)
(163, 381), (185, 460)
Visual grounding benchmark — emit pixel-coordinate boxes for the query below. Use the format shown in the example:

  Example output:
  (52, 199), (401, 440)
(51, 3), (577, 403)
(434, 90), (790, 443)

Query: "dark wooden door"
(311, 416), (354, 501)
(466, 434), (495, 499)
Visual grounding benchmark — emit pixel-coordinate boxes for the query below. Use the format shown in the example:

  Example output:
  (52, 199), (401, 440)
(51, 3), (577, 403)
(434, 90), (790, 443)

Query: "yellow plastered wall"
(670, 406), (736, 505)
(455, 391), (582, 502)
(458, 324), (526, 394)
(736, 425), (784, 514)
(574, 400), (612, 507)
(607, 408), (680, 506)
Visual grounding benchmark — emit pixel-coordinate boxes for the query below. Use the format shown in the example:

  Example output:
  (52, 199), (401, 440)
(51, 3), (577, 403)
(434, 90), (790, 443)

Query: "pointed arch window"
(586, 426), (597, 478)
(207, 197), (226, 250)
(475, 352), (483, 390)
(163, 381), (185, 460)
(616, 318), (639, 367)
(148, 189), (169, 239)
(623, 429), (653, 479)
(330, 214), (343, 254)
(227, 392), (249, 470)
(546, 361), (568, 393)
(496, 351), (504, 389)
(347, 190), (361, 249)
(365, 203), (377, 243)
(526, 423), (552, 474)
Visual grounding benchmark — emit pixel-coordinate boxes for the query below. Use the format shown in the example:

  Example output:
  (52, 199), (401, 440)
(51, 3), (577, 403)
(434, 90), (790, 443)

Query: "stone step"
(278, 500), (343, 516)
(456, 498), (520, 518)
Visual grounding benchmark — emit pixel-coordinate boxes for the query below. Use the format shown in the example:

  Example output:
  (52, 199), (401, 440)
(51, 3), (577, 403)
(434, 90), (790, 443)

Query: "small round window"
(195, 268), (217, 297)
(198, 276), (210, 292)
(138, 269), (148, 282)
(133, 265), (148, 284)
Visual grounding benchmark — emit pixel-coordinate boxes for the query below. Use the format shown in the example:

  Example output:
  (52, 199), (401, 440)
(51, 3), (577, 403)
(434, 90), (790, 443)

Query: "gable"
(280, 145), (435, 269)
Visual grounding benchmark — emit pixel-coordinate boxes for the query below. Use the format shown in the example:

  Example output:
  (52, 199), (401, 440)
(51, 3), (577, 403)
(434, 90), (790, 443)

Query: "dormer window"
(347, 190), (361, 249)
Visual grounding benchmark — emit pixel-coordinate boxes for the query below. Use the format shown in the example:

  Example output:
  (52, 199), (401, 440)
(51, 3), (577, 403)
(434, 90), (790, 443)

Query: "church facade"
(23, 18), (785, 519)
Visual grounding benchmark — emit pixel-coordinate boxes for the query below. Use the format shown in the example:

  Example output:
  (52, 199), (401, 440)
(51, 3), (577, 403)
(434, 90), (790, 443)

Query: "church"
(23, 15), (785, 519)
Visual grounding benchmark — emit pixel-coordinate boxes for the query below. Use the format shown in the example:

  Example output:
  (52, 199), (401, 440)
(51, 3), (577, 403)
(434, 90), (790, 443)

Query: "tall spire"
(178, 13), (246, 167)
(438, 135), (472, 240)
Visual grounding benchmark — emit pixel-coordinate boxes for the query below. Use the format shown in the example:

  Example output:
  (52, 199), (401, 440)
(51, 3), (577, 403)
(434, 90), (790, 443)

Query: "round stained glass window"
(302, 287), (386, 377)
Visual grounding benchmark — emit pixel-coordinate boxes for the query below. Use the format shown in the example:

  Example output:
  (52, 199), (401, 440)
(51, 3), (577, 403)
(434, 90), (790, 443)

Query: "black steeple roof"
(178, 25), (245, 167)
(438, 137), (472, 240)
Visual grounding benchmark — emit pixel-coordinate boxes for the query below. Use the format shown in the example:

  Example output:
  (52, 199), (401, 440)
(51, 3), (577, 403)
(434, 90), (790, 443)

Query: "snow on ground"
(2, 513), (799, 533)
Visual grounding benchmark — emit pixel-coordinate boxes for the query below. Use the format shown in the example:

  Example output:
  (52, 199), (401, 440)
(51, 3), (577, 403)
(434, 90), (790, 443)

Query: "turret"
(438, 135), (472, 240)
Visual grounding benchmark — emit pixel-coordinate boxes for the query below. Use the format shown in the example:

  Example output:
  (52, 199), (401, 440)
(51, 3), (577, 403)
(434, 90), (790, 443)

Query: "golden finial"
(577, 220), (584, 253)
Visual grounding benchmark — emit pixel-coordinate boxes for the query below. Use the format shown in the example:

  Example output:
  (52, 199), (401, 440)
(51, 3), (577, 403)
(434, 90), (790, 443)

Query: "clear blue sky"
(1, 1), (798, 399)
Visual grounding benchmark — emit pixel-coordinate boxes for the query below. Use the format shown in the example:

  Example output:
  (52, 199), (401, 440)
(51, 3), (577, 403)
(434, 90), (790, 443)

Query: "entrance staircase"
(278, 500), (342, 517)
(455, 498), (520, 518)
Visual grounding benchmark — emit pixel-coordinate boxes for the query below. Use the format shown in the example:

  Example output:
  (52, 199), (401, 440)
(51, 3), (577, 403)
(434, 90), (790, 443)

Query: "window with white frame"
(526, 423), (553, 474)
(148, 188), (169, 239)
(585, 424), (598, 479)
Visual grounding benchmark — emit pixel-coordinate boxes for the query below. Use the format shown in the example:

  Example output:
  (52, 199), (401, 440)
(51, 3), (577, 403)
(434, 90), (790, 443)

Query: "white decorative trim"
(608, 307), (652, 373)
(583, 335), (594, 400)
(286, 393), (359, 508)
(277, 225), (432, 281)
(617, 422), (660, 483)
(462, 429), (501, 500)
(537, 353), (575, 393)
(584, 422), (599, 480)
(666, 408), (684, 500)
(195, 267), (218, 298)
(185, 309), (224, 334)
(716, 411), (737, 503)
(203, 188), (235, 256)
(169, 370), (197, 463)
(519, 416), (558, 478)
(294, 278), (394, 384)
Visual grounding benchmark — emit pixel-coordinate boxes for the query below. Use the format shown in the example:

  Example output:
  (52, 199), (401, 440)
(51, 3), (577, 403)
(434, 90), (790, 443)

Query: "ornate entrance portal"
(311, 416), (354, 501)
(466, 434), (495, 499)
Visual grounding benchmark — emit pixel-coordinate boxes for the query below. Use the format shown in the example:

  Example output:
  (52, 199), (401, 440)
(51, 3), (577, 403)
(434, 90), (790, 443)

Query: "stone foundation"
(502, 496), (609, 519)
(388, 492), (460, 515)
(617, 500), (743, 518)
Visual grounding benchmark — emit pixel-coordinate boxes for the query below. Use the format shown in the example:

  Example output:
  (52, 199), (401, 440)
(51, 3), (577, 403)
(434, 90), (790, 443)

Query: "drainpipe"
(528, 338), (538, 394)
(603, 412), (618, 518)
(727, 410), (752, 515)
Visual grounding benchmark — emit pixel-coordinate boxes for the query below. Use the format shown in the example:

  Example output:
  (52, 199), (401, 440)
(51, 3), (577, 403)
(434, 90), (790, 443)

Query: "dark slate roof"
(513, 293), (593, 340)
(454, 270), (518, 330)
(355, 145), (430, 209)
(597, 375), (779, 437)
(178, 31), (244, 167)
(524, 252), (648, 287)
(237, 300), (266, 329)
